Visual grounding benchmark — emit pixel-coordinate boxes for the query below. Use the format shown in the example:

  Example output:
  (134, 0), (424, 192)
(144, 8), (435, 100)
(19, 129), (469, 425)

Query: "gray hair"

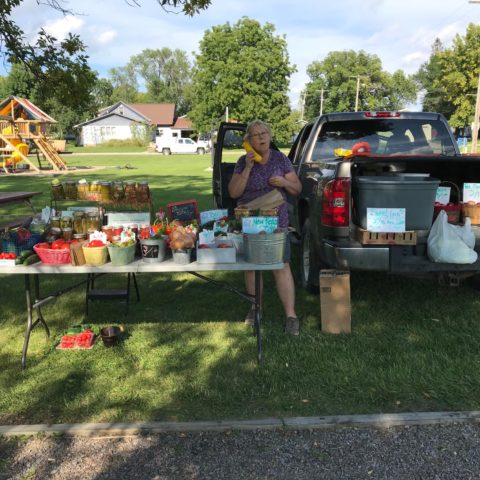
(244, 120), (272, 141)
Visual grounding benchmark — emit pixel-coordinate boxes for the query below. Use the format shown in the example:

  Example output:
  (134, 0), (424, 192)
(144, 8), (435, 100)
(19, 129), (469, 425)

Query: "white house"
(75, 102), (195, 146)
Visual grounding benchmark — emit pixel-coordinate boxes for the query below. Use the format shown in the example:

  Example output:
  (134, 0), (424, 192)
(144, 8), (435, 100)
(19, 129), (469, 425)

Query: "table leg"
(254, 270), (263, 363)
(34, 274), (50, 337)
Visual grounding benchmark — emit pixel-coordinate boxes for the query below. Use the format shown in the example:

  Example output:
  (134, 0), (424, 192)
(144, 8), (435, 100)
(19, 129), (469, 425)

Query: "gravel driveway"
(2, 422), (480, 479)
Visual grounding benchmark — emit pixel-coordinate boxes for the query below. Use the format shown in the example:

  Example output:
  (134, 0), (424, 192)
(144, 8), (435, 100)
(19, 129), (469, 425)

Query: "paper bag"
(70, 240), (88, 266)
(244, 189), (284, 210)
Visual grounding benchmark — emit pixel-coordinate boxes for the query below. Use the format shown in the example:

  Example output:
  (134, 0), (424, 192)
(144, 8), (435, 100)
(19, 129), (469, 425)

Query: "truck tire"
(197, 148), (205, 155)
(162, 148), (171, 155)
(300, 219), (320, 293)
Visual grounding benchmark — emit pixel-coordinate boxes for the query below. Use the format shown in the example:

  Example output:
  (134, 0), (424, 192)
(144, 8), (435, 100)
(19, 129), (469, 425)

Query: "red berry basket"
(433, 181), (461, 224)
(33, 245), (71, 264)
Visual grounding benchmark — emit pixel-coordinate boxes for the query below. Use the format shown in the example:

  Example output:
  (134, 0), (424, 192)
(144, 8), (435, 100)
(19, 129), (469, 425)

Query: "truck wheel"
(197, 148), (205, 155)
(162, 148), (171, 155)
(300, 219), (320, 293)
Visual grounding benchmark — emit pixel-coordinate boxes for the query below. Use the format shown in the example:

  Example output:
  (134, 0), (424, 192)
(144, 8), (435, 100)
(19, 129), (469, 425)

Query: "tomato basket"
(433, 181), (461, 224)
(33, 244), (71, 264)
(82, 245), (108, 266)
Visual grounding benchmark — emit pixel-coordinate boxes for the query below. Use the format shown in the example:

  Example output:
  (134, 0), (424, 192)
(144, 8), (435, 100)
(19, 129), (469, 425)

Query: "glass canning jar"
(73, 211), (86, 234)
(86, 212), (100, 232)
(124, 181), (137, 202)
(100, 181), (112, 202)
(136, 181), (150, 203)
(60, 216), (72, 230)
(112, 181), (124, 202)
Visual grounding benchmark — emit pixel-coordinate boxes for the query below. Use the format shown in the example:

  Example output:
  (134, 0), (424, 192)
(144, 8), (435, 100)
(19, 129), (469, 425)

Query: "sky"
(9, 0), (480, 109)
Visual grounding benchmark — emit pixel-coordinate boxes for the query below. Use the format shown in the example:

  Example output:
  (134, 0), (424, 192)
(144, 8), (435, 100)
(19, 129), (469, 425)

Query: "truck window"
(312, 119), (456, 158)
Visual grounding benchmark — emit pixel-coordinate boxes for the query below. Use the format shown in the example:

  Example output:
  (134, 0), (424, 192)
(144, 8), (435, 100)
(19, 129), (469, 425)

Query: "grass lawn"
(1, 153), (480, 424)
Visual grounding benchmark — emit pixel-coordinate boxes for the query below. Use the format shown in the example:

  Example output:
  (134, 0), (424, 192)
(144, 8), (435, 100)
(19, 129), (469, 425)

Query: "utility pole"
(349, 75), (367, 112)
(320, 88), (326, 115)
(355, 76), (361, 112)
(300, 91), (306, 123)
(472, 73), (480, 153)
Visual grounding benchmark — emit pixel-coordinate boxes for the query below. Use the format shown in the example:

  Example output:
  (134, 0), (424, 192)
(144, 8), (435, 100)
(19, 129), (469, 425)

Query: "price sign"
(463, 183), (480, 203)
(366, 208), (405, 232)
(167, 200), (199, 223)
(435, 186), (451, 205)
(242, 216), (278, 234)
(200, 209), (228, 225)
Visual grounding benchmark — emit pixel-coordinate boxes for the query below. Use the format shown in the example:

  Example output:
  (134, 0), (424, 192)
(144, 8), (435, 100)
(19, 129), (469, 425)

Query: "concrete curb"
(1, 411), (480, 437)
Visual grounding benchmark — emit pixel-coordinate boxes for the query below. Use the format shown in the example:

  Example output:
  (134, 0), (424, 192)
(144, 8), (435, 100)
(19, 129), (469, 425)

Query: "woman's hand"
(269, 175), (287, 188)
(245, 151), (256, 169)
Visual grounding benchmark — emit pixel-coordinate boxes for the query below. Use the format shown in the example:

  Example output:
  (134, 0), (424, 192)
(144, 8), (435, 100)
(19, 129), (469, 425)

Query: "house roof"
(0, 95), (56, 123)
(173, 116), (193, 129)
(127, 103), (176, 125)
(74, 112), (141, 128)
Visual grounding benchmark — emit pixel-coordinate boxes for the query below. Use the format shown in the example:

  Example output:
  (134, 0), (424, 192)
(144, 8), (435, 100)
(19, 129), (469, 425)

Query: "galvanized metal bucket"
(243, 232), (286, 264)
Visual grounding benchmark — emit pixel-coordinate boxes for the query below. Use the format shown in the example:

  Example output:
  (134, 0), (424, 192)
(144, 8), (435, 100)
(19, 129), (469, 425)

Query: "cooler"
(353, 176), (441, 230)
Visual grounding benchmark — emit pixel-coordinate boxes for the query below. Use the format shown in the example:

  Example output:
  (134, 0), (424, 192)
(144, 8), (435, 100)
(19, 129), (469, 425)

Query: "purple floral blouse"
(233, 149), (294, 228)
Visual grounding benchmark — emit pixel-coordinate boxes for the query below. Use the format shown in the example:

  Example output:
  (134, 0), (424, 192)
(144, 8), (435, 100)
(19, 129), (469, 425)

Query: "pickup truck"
(156, 136), (209, 155)
(212, 112), (480, 292)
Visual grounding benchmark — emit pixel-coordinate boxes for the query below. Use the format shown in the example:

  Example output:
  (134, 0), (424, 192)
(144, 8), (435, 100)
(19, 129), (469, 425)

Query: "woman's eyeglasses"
(250, 131), (269, 139)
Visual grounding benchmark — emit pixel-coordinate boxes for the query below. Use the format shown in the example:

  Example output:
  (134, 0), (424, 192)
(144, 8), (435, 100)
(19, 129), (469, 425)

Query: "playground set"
(0, 95), (67, 174)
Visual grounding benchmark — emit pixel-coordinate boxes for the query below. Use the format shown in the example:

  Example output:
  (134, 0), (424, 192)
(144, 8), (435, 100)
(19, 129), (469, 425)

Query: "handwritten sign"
(167, 200), (198, 223)
(105, 212), (150, 227)
(463, 183), (480, 203)
(199, 230), (215, 245)
(435, 186), (451, 205)
(366, 208), (406, 233)
(200, 209), (228, 225)
(242, 216), (278, 234)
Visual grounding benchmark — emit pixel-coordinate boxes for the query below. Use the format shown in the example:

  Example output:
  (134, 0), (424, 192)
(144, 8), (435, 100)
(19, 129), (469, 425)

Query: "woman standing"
(228, 120), (302, 335)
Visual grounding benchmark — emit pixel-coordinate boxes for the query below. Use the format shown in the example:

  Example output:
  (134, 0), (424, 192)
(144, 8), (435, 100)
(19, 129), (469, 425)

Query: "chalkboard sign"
(167, 200), (199, 223)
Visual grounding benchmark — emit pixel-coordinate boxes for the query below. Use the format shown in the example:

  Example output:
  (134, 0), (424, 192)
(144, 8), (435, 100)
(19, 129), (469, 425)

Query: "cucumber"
(20, 250), (34, 260)
(15, 258), (23, 265)
(23, 254), (40, 265)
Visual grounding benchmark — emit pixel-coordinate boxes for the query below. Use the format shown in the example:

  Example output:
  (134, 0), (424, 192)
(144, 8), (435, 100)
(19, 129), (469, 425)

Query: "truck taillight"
(364, 111), (400, 118)
(322, 178), (350, 227)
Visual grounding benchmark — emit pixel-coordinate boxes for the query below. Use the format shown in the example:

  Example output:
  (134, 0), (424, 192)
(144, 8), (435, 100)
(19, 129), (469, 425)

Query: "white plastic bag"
(427, 210), (478, 264)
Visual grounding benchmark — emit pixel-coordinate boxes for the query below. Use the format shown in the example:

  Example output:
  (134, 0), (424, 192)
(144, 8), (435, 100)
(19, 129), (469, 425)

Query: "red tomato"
(87, 240), (105, 248)
(35, 242), (50, 249)
(8, 252), (17, 259)
(51, 240), (69, 250)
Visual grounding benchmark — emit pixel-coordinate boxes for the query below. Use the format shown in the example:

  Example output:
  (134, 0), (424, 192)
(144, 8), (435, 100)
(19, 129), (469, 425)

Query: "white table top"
(0, 256), (284, 275)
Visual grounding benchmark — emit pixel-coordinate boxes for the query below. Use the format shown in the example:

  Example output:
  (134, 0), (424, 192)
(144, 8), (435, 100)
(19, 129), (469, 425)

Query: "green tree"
(128, 48), (192, 114)
(416, 23), (480, 129)
(109, 65), (141, 103)
(303, 50), (416, 120)
(189, 17), (297, 143)
(0, 1), (212, 66)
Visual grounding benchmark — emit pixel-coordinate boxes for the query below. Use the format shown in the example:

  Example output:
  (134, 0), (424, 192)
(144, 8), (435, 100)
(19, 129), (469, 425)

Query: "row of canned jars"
(50, 212), (101, 235)
(52, 180), (150, 203)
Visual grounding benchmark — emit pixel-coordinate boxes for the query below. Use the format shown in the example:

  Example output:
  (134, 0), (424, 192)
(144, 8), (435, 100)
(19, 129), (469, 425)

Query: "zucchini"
(23, 254), (40, 265)
(20, 249), (34, 260)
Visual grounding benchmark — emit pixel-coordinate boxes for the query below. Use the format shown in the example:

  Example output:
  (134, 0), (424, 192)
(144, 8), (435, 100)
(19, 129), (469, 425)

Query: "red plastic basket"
(34, 245), (71, 264)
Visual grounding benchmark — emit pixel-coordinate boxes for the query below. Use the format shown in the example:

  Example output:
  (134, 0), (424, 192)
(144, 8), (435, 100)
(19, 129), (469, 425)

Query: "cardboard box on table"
(319, 270), (351, 334)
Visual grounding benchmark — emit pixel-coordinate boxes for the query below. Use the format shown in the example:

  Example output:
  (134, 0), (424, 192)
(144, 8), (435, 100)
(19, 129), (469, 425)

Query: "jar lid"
(73, 233), (86, 239)
(51, 227), (62, 234)
(50, 216), (60, 220)
(100, 181), (111, 185)
(125, 181), (136, 185)
(73, 211), (85, 216)
(138, 181), (148, 185)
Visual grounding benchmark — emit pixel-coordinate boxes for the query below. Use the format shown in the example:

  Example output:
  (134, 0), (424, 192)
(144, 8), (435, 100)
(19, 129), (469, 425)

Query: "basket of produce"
(34, 240), (71, 264)
(462, 201), (480, 225)
(107, 240), (136, 266)
(2, 228), (43, 256)
(433, 181), (461, 224)
(82, 239), (108, 266)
